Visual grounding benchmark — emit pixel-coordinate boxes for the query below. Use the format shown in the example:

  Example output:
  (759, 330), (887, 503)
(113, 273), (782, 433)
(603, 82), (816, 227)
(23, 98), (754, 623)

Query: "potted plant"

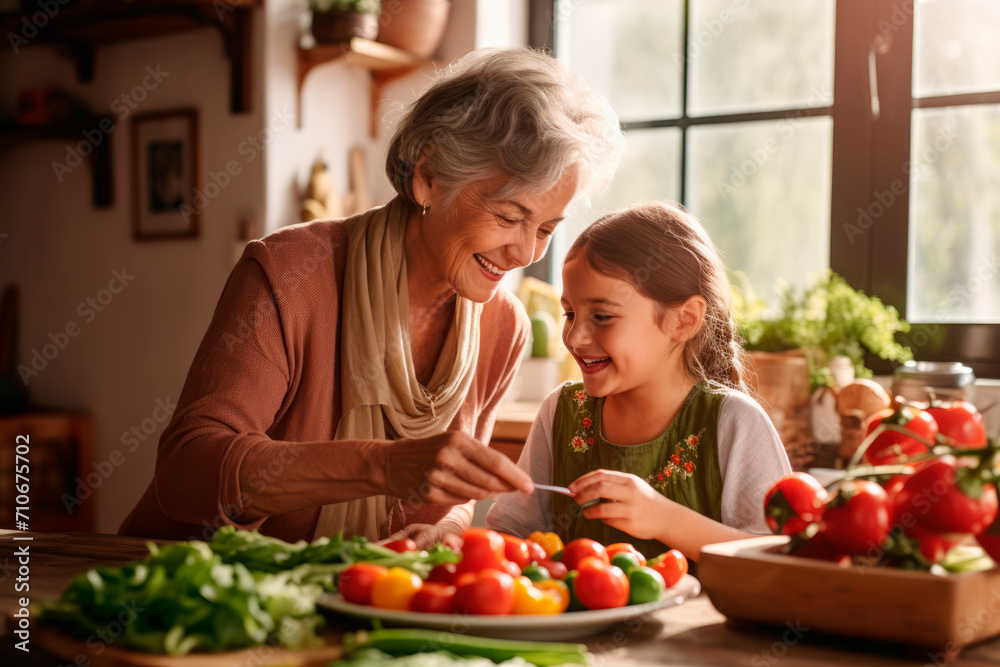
(310, 0), (381, 45)
(734, 270), (913, 465)
(376, 0), (451, 58)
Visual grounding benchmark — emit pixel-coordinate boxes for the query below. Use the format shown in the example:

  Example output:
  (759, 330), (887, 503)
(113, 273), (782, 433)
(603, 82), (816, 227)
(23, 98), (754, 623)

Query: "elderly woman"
(119, 47), (622, 547)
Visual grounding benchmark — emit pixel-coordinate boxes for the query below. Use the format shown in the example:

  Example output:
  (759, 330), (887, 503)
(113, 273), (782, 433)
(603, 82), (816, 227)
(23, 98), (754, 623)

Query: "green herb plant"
(734, 270), (913, 390)
(309, 0), (381, 13)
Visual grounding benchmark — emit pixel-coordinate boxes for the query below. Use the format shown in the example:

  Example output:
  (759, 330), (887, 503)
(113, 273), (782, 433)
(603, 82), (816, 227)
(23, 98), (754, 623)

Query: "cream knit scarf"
(313, 198), (483, 541)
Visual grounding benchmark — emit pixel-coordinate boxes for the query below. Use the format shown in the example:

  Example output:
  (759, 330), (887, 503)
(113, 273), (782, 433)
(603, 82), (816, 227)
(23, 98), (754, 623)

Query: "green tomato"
(610, 552), (642, 575)
(520, 564), (551, 582)
(628, 566), (666, 605)
(563, 570), (586, 611)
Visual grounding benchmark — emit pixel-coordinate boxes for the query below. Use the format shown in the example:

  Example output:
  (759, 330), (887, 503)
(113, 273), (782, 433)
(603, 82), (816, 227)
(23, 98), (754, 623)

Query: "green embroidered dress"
(550, 381), (726, 559)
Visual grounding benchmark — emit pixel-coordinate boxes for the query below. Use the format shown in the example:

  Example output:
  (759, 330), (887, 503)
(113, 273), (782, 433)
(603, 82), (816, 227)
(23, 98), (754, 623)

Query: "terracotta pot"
(377, 0), (450, 58)
(311, 10), (378, 44)
(747, 349), (815, 468)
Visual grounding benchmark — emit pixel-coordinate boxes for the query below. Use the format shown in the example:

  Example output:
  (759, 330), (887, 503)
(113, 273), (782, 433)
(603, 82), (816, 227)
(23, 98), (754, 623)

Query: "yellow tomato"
(528, 531), (564, 559)
(370, 567), (422, 611)
(511, 576), (569, 615)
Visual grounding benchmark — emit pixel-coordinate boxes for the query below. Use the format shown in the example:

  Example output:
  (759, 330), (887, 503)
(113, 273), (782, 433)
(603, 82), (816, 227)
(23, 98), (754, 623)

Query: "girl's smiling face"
(561, 254), (686, 398)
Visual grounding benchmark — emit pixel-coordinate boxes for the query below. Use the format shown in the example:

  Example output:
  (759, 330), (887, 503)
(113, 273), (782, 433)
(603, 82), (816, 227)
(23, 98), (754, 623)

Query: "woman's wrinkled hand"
(569, 469), (669, 541)
(383, 431), (534, 505)
(381, 519), (465, 551)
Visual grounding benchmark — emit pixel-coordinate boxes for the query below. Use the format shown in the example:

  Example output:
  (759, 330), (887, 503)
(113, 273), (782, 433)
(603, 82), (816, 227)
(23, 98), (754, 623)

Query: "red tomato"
(539, 558), (568, 580)
(410, 582), (456, 614)
(561, 538), (609, 572)
(605, 543), (647, 567)
(525, 540), (547, 565)
(893, 455), (998, 535)
(502, 534), (531, 569)
(458, 528), (511, 574)
(763, 472), (829, 535)
(574, 561), (629, 610)
(789, 532), (850, 566)
(905, 523), (957, 564)
(502, 560), (521, 578)
(883, 473), (910, 524)
(426, 562), (458, 585)
(977, 531), (1000, 563)
(927, 401), (987, 448)
(821, 480), (890, 556)
(862, 406), (938, 465)
(338, 563), (388, 605)
(648, 549), (688, 587)
(453, 570), (515, 615)
(384, 538), (418, 553)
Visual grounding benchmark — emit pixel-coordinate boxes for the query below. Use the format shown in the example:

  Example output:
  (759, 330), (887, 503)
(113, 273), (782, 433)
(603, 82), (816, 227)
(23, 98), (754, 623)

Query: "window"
(530, 0), (1000, 376)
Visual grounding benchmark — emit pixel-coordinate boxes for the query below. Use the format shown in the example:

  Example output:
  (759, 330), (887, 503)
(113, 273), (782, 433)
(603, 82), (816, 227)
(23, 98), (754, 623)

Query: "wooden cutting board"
(7, 616), (343, 667)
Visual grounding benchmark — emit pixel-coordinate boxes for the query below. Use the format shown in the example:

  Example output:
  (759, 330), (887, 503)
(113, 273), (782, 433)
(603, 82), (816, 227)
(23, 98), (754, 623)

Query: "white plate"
(317, 574), (701, 641)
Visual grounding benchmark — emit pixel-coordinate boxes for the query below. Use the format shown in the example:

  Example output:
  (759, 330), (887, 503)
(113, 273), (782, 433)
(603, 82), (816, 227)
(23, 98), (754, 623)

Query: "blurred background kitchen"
(1, 0), (998, 536)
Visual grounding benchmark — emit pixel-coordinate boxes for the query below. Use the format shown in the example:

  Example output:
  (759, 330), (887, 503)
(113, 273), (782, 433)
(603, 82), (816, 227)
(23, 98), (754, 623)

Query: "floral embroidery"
(646, 427), (706, 491)
(567, 387), (595, 454)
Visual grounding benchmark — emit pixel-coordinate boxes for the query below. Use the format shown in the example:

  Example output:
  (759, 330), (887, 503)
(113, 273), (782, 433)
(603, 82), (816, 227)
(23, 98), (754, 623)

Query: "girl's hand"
(385, 431), (534, 504)
(569, 470), (668, 541)
(381, 519), (465, 551)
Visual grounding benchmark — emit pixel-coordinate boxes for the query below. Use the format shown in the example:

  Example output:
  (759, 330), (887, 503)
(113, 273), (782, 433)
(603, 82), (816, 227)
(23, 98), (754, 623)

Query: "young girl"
(486, 201), (792, 561)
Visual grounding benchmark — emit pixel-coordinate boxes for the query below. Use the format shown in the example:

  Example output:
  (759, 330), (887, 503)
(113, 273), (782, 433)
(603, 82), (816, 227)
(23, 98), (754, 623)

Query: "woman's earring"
(422, 201), (429, 217)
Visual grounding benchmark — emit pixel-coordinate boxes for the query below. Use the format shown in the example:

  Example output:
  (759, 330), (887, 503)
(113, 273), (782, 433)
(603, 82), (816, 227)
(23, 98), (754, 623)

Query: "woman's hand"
(381, 519), (465, 551)
(569, 470), (669, 541)
(384, 431), (534, 505)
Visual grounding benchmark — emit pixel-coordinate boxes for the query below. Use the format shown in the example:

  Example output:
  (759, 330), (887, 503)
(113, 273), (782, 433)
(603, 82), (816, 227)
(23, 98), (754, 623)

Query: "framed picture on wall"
(131, 108), (199, 240)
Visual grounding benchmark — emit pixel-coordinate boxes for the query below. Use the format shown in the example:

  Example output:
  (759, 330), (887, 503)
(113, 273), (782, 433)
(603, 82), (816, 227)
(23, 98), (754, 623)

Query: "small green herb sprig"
(309, 0), (381, 14)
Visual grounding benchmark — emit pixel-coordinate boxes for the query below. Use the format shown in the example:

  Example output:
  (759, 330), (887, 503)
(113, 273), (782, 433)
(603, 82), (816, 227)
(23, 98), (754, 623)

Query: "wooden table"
(5, 530), (1000, 666)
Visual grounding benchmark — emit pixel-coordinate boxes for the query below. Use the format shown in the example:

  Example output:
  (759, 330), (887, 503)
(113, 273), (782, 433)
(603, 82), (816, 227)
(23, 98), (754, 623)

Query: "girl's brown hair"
(565, 200), (750, 393)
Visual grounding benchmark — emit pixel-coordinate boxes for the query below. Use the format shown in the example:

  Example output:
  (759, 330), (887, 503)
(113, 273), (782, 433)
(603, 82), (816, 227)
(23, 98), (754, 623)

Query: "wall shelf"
(297, 37), (424, 135)
(1, 0), (259, 114)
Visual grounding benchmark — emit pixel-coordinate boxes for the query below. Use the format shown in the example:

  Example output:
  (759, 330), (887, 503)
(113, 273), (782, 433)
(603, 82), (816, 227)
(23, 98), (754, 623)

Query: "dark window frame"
(531, 0), (1000, 378)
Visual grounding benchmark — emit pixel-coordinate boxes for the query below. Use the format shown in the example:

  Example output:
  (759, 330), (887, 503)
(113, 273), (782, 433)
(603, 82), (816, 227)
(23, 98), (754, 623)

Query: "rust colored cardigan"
(119, 215), (529, 542)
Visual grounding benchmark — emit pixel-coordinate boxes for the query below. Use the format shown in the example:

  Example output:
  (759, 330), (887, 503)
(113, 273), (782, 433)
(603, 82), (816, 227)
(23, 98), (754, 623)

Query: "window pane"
(914, 0), (1000, 98)
(556, 0), (683, 122)
(908, 106), (1000, 323)
(552, 129), (682, 290)
(687, 117), (833, 305)
(688, 0), (835, 117)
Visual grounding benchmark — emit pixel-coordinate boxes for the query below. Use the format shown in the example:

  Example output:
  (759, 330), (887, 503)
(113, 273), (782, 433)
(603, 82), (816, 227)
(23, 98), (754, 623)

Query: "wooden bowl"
(700, 536), (1000, 657)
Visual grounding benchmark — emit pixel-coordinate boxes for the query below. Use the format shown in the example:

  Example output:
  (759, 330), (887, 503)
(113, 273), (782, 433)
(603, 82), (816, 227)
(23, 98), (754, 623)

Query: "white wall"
(0, 17), (267, 533)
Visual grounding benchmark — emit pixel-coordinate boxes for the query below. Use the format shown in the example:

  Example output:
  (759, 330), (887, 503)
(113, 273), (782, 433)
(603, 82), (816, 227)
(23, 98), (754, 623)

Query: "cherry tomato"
(370, 567), (422, 611)
(905, 523), (957, 564)
(539, 558), (568, 580)
(605, 543), (647, 567)
(561, 538), (609, 572)
(862, 406), (938, 465)
(384, 538), (418, 553)
(426, 562), (458, 585)
(789, 532), (850, 566)
(502, 534), (531, 569)
(763, 472), (829, 535)
(453, 569), (515, 615)
(820, 480), (890, 556)
(338, 563), (388, 605)
(648, 549), (688, 587)
(892, 455), (998, 535)
(926, 401), (987, 448)
(525, 539), (547, 564)
(528, 531), (564, 559)
(574, 560), (629, 610)
(458, 528), (510, 574)
(410, 582), (456, 614)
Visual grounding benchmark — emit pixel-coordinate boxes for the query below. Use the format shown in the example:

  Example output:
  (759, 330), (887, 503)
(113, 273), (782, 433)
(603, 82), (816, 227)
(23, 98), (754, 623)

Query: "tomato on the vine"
(892, 455), (998, 535)
(789, 532), (850, 566)
(862, 406), (938, 465)
(821, 480), (890, 556)
(561, 538), (609, 572)
(648, 549), (688, 587)
(926, 401), (986, 449)
(763, 472), (829, 535)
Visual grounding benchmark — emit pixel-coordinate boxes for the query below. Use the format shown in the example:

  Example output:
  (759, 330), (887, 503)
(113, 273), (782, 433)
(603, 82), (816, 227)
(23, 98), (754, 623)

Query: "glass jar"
(891, 361), (976, 404)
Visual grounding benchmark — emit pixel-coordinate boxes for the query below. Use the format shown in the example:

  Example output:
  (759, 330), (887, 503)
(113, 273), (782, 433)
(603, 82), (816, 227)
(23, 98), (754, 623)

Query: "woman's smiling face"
(411, 169), (579, 304)
(561, 253), (681, 398)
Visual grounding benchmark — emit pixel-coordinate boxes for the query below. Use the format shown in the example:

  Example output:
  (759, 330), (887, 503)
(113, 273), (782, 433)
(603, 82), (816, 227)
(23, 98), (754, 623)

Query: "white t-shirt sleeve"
(717, 391), (792, 533)
(485, 386), (562, 538)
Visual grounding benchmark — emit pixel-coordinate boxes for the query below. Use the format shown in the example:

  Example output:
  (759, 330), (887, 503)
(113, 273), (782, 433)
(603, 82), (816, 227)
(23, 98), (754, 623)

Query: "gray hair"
(385, 47), (624, 210)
